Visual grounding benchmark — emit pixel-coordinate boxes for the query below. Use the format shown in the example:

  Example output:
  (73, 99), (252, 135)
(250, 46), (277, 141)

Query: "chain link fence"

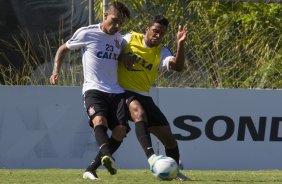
(63, 0), (282, 89)
(1, 0), (281, 89)
(111, 0), (282, 89)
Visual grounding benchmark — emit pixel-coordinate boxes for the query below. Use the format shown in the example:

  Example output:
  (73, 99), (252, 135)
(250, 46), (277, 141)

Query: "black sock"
(135, 121), (154, 158)
(109, 136), (123, 154)
(94, 125), (110, 156)
(86, 136), (123, 172)
(165, 145), (180, 165)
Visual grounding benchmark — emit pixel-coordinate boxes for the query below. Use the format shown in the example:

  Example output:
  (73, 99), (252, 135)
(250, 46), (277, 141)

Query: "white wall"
(156, 88), (282, 170)
(0, 86), (281, 170)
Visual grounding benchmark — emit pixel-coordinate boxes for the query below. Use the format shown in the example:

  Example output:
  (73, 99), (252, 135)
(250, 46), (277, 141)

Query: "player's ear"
(145, 27), (149, 33)
(103, 12), (108, 20)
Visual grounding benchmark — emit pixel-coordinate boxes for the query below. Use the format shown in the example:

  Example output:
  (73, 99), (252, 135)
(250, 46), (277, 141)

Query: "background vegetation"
(0, 0), (281, 89)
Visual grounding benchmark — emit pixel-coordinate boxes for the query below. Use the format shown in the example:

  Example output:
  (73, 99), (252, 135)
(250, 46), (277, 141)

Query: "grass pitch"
(1, 169), (282, 184)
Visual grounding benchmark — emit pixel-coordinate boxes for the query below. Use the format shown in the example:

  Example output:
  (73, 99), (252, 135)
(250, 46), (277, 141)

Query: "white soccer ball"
(151, 156), (178, 180)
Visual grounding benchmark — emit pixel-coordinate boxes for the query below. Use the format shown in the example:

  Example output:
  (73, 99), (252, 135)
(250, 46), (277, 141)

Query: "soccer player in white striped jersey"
(49, 1), (130, 180)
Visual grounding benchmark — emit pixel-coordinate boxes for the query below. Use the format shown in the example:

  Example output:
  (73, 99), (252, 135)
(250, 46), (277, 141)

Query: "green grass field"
(1, 169), (282, 184)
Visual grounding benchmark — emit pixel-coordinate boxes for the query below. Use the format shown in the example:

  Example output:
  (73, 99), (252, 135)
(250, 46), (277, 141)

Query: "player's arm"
(49, 43), (70, 85)
(118, 52), (136, 70)
(168, 25), (188, 72)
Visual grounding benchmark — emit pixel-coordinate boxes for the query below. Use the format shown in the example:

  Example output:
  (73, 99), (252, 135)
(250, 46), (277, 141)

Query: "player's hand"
(121, 53), (136, 70)
(124, 58), (135, 70)
(49, 73), (59, 85)
(176, 25), (188, 45)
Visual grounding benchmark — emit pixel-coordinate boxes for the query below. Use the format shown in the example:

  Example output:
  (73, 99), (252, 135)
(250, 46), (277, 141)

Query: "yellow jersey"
(118, 32), (163, 93)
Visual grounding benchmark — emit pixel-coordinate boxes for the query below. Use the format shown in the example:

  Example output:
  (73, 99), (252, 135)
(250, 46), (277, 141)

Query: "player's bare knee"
(132, 111), (146, 122)
(130, 106), (146, 122)
(129, 100), (147, 122)
(93, 116), (107, 127)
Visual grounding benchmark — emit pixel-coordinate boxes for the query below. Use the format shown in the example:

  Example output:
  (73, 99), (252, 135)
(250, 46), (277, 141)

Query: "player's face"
(102, 9), (126, 35)
(144, 23), (167, 47)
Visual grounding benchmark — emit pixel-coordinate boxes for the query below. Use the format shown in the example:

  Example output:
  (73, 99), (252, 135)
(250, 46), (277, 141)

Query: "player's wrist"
(52, 69), (59, 75)
(177, 39), (185, 45)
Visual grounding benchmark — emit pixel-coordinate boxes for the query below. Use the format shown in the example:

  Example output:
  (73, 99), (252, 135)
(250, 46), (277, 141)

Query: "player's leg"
(84, 128), (125, 180)
(128, 99), (155, 157)
(135, 96), (179, 163)
(83, 116), (108, 180)
(125, 91), (164, 168)
(84, 92), (129, 179)
(92, 117), (118, 176)
(148, 126), (179, 163)
(149, 127), (189, 181)
(83, 90), (117, 179)
(144, 99), (189, 181)
(100, 93), (130, 175)
(83, 116), (116, 179)
(92, 116), (112, 157)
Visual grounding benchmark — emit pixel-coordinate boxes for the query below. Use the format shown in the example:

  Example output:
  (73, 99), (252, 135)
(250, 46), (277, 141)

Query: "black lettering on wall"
(238, 116), (266, 141)
(173, 115), (202, 141)
(205, 116), (234, 141)
(270, 117), (282, 141)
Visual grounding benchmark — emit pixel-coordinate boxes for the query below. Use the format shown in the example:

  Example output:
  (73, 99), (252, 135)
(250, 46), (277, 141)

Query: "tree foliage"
(1, 0), (281, 88)
(104, 0), (282, 88)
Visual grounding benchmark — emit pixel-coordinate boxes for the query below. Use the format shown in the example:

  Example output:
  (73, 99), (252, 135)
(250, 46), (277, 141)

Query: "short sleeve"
(121, 33), (132, 49)
(65, 27), (87, 50)
(159, 47), (174, 70)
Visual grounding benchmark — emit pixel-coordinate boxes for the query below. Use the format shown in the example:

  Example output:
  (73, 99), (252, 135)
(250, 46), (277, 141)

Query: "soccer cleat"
(101, 155), (117, 175)
(82, 171), (99, 180)
(148, 154), (165, 170)
(174, 171), (190, 181)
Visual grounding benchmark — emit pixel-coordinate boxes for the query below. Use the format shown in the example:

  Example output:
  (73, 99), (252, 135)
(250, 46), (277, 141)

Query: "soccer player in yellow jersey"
(120, 15), (188, 181)
(86, 15), (188, 180)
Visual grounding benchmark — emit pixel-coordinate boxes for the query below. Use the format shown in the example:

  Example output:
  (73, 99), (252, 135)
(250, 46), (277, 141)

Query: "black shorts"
(124, 90), (169, 127)
(83, 89), (130, 132)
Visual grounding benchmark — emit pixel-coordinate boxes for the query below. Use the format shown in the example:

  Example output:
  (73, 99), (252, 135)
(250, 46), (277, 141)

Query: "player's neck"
(100, 22), (112, 35)
(143, 38), (152, 48)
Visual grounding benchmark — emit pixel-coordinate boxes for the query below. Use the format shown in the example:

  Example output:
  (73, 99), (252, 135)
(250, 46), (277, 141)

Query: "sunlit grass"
(1, 169), (282, 184)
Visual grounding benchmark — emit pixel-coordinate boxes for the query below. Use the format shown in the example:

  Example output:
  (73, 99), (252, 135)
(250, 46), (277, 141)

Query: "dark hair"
(107, 1), (130, 19)
(148, 15), (169, 27)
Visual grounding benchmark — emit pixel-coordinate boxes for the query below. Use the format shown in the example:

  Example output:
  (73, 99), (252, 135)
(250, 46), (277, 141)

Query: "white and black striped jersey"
(66, 23), (124, 94)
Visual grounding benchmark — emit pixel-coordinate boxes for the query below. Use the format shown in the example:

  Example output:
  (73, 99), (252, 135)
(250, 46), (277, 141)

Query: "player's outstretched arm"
(49, 43), (69, 85)
(169, 24), (188, 72)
